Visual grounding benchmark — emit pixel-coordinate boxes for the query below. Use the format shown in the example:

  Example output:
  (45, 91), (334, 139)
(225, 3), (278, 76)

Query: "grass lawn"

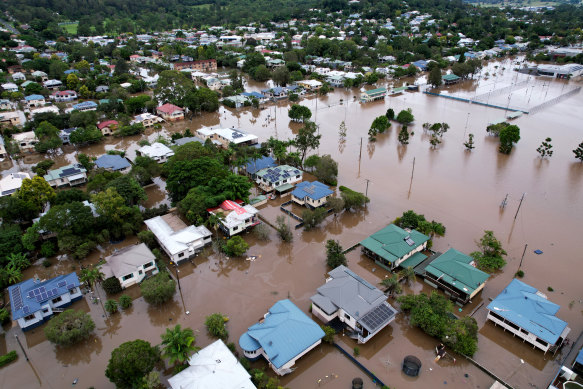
(60, 22), (78, 35)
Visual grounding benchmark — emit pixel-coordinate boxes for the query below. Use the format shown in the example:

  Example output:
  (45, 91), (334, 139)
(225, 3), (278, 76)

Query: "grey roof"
(173, 136), (204, 146)
(101, 243), (156, 279)
(95, 154), (131, 171)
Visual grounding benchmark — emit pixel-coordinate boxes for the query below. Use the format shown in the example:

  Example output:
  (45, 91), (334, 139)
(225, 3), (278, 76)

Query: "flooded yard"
(1, 56), (582, 388)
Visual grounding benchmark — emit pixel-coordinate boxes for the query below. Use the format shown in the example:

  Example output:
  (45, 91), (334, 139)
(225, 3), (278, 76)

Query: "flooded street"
(1, 56), (582, 388)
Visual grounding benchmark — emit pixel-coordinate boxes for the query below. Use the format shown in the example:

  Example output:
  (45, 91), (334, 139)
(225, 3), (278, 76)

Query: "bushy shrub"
(102, 276), (123, 295)
(119, 295), (132, 309)
(205, 313), (229, 340)
(44, 309), (95, 346)
(0, 350), (18, 367)
(140, 272), (176, 305)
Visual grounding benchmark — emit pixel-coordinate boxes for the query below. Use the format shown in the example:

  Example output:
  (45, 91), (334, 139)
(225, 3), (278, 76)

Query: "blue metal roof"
(291, 181), (333, 200)
(238, 299), (324, 368)
(576, 348), (583, 366)
(25, 94), (44, 101)
(95, 154), (131, 171)
(241, 92), (264, 99)
(487, 279), (568, 345)
(245, 156), (276, 175)
(73, 101), (98, 109)
(8, 272), (80, 320)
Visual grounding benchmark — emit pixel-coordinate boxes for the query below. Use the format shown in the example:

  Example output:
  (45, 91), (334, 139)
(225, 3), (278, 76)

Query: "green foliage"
(205, 313), (229, 340)
(52, 188), (89, 205)
(380, 275), (402, 295)
(105, 175), (147, 206)
(498, 124), (520, 154)
(118, 295), (133, 310)
(253, 223), (271, 241)
(386, 108), (395, 120)
(161, 324), (200, 366)
(31, 160), (55, 176)
(34, 121), (63, 153)
(396, 108), (414, 124)
(368, 115), (390, 140)
(0, 223), (23, 262)
(294, 121), (321, 165)
(399, 266), (416, 285)
(0, 308), (11, 324)
(223, 236), (249, 257)
(321, 325), (336, 344)
(394, 210), (446, 237)
(573, 142), (583, 162)
(429, 66), (442, 88)
(138, 230), (157, 249)
(302, 207), (328, 230)
(275, 215), (293, 242)
(114, 123), (146, 137)
(288, 104), (312, 122)
(339, 186), (369, 211)
(398, 292), (478, 356)
(398, 126), (410, 145)
(536, 137), (553, 158)
(464, 133), (475, 151)
(515, 270), (524, 278)
(102, 276), (123, 295)
(105, 339), (160, 389)
(44, 309), (95, 346)
(105, 299), (119, 314)
(40, 241), (56, 257)
(469, 230), (506, 273)
(17, 176), (56, 213)
(353, 347), (360, 356)
(253, 65), (271, 82)
(70, 126), (103, 145)
(547, 286), (554, 292)
(140, 271), (176, 305)
(325, 239), (346, 268)
(0, 351), (18, 367)
(78, 153), (94, 171)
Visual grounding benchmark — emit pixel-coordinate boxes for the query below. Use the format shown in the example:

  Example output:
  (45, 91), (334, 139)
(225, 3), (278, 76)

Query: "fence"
(529, 86), (581, 114)
(423, 91), (529, 114)
(333, 343), (387, 388)
(472, 80), (529, 102)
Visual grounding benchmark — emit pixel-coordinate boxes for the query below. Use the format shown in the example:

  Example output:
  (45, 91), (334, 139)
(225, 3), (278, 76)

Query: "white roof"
(197, 128), (258, 145)
(215, 204), (258, 229)
(138, 142), (174, 159)
(0, 172), (30, 196)
(298, 79), (322, 86)
(31, 106), (59, 116)
(101, 243), (156, 279)
(144, 216), (211, 256)
(13, 131), (37, 142)
(168, 339), (256, 389)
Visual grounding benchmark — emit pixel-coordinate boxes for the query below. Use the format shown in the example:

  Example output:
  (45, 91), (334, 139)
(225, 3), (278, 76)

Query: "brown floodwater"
(1, 56), (582, 389)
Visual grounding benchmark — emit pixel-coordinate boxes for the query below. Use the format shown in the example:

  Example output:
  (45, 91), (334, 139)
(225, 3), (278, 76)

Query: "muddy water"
(1, 56), (583, 388)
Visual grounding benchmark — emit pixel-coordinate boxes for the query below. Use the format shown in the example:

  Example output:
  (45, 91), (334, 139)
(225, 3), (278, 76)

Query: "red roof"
(207, 199), (245, 214)
(157, 103), (184, 114)
(53, 90), (77, 96)
(97, 120), (118, 130)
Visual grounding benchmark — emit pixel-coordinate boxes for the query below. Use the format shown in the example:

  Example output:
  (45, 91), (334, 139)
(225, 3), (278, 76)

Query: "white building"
(0, 172), (30, 197)
(255, 165), (303, 193)
(144, 214), (212, 264)
(208, 200), (260, 237)
(101, 243), (159, 289)
(131, 112), (163, 127)
(136, 142), (175, 163)
(12, 131), (38, 152)
(311, 265), (398, 343)
(196, 127), (259, 148)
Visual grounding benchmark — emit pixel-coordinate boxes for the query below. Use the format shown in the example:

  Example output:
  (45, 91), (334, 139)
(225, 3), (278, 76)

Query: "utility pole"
(174, 264), (181, 291)
(410, 157), (416, 181)
(514, 193), (525, 220)
(359, 137), (362, 162)
(518, 243), (527, 270)
(15, 334), (28, 361)
(365, 178), (371, 198)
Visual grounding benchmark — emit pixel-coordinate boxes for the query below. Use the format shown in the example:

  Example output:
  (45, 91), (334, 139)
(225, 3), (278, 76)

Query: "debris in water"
(186, 311), (190, 315)
(464, 373), (469, 378)
(72, 378), (78, 385)
(520, 359), (524, 364)
(534, 249), (543, 255)
(246, 255), (258, 261)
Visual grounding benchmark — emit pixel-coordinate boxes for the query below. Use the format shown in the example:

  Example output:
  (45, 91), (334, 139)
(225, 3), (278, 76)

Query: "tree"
(119, 295), (132, 309)
(321, 325), (336, 344)
(464, 133), (475, 151)
(428, 122), (449, 148)
(368, 115), (391, 140)
(400, 266), (416, 285)
(313, 155), (338, 186)
(138, 230), (157, 249)
(140, 272), (176, 305)
(398, 126), (410, 145)
(428, 66), (442, 88)
(253, 65), (271, 82)
(66, 73), (79, 89)
(154, 70), (194, 107)
(223, 236), (249, 257)
(386, 108), (395, 120)
(80, 267), (104, 292)
(396, 108), (414, 124)
(275, 215), (293, 242)
(105, 340), (160, 389)
(327, 197), (345, 217)
(380, 275), (402, 296)
(78, 153), (94, 171)
(102, 276), (123, 295)
(470, 230), (507, 272)
(573, 142), (583, 162)
(34, 120), (62, 153)
(205, 313), (229, 340)
(293, 121), (321, 165)
(536, 137), (553, 158)
(161, 325), (199, 367)
(394, 210), (445, 237)
(70, 126), (103, 145)
(106, 175), (147, 206)
(326, 239), (346, 268)
(338, 121), (347, 137)
(339, 186), (369, 211)
(44, 309), (95, 346)
(17, 176), (55, 213)
(105, 299), (119, 314)
(498, 124), (520, 154)
(302, 207), (328, 229)
(288, 104), (312, 122)
(272, 66), (290, 86)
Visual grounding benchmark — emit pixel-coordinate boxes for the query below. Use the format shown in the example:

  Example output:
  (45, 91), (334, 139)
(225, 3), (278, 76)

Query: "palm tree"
(104, 299), (118, 314)
(399, 266), (416, 285)
(7, 253), (30, 270)
(380, 275), (402, 296)
(206, 212), (225, 241)
(0, 263), (23, 286)
(80, 266), (106, 316)
(161, 324), (200, 366)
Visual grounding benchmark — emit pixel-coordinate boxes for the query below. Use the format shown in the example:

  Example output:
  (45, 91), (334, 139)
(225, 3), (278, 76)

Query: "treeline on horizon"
(2, 0), (583, 38)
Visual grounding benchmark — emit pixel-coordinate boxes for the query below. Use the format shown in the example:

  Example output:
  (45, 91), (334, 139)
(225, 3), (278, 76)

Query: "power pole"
(365, 178), (371, 198)
(518, 243), (527, 270)
(359, 137), (362, 161)
(15, 334), (28, 361)
(410, 157), (416, 181)
(514, 193), (525, 220)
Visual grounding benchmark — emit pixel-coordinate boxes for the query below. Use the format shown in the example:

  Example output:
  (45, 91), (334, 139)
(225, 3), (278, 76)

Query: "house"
(13, 131), (38, 152)
(421, 248), (490, 305)
(173, 136), (204, 146)
(255, 165), (303, 193)
(51, 90), (78, 102)
(94, 154), (131, 173)
(487, 279), (570, 354)
(131, 112), (163, 127)
(0, 99), (14, 110)
(72, 101), (98, 112)
(59, 126), (75, 143)
(291, 181), (333, 208)
(207, 200), (260, 237)
(144, 214), (212, 264)
(326, 75), (345, 87)
(95, 85), (109, 93)
(360, 87), (387, 103)
(261, 86), (287, 99)
(43, 164), (87, 187)
(239, 299), (325, 375)
(240, 91), (266, 103)
(101, 243), (159, 289)
(360, 224), (429, 271)
(0, 172), (30, 197)
(244, 155), (277, 178)
(296, 79), (323, 91)
(2, 83), (18, 93)
(536, 64), (583, 79)
(0, 136), (6, 159)
(0, 111), (21, 127)
(224, 95), (249, 108)
(172, 59), (217, 72)
(31, 70), (48, 81)
(311, 265), (398, 344)
(442, 74), (461, 85)
(43, 79), (63, 90)
(136, 142), (174, 163)
(196, 127), (258, 148)
(7, 272), (83, 331)
(97, 120), (118, 136)
(156, 103), (185, 121)
(31, 106), (59, 117)
(24, 94), (45, 108)
(11, 72), (26, 81)
(203, 77), (222, 90)
(168, 339), (256, 389)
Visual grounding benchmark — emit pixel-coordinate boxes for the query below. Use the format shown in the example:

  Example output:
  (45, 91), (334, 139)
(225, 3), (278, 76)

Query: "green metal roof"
(424, 248), (490, 295)
(360, 224), (429, 265)
(442, 74), (461, 81)
(249, 195), (267, 205)
(363, 87), (387, 95)
(400, 251), (428, 269)
(392, 86), (407, 92)
(275, 183), (294, 192)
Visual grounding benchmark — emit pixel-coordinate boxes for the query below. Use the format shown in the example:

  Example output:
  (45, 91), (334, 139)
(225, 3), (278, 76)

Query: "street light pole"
(175, 265), (182, 291)
(15, 334), (29, 361)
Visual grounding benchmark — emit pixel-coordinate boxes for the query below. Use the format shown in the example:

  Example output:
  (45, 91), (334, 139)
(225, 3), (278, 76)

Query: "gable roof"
(360, 224), (429, 264)
(245, 156), (276, 175)
(25, 94), (44, 101)
(97, 120), (118, 130)
(424, 248), (489, 295)
(8, 272), (80, 320)
(144, 215), (211, 256)
(43, 163), (87, 181)
(239, 299), (324, 369)
(255, 165), (302, 184)
(291, 181), (333, 200)
(157, 103), (184, 114)
(101, 243), (156, 279)
(208, 200), (259, 229)
(95, 154), (131, 171)
(487, 279), (568, 345)
(138, 142), (174, 158)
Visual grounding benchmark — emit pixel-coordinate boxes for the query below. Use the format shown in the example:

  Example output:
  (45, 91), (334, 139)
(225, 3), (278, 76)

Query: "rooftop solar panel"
(34, 289), (40, 295)
(67, 284), (76, 290)
(41, 293), (48, 300)
(40, 287), (46, 293)
(22, 306), (30, 315)
(36, 295), (43, 303)
(58, 281), (66, 288)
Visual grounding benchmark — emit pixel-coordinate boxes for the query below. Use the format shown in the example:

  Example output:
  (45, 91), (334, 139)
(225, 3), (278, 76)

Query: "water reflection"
(54, 334), (103, 366)
(147, 297), (182, 327)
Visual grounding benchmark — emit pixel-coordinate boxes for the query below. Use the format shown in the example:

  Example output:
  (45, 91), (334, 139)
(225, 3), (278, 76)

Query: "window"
(178, 253), (184, 258)
(69, 288), (77, 295)
(52, 296), (62, 304)
(520, 328), (529, 335)
(233, 226), (239, 231)
(144, 262), (154, 269)
(138, 270), (143, 275)
(536, 338), (548, 347)
(122, 274), (134, 281)
(24, 314), (36, 321)
(296, 175), (300, 178)
(505, 320), (520, 331)
(489, 311), (505, 322)
(42, 308), (49, 313)
(344, 313), (351, 320)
